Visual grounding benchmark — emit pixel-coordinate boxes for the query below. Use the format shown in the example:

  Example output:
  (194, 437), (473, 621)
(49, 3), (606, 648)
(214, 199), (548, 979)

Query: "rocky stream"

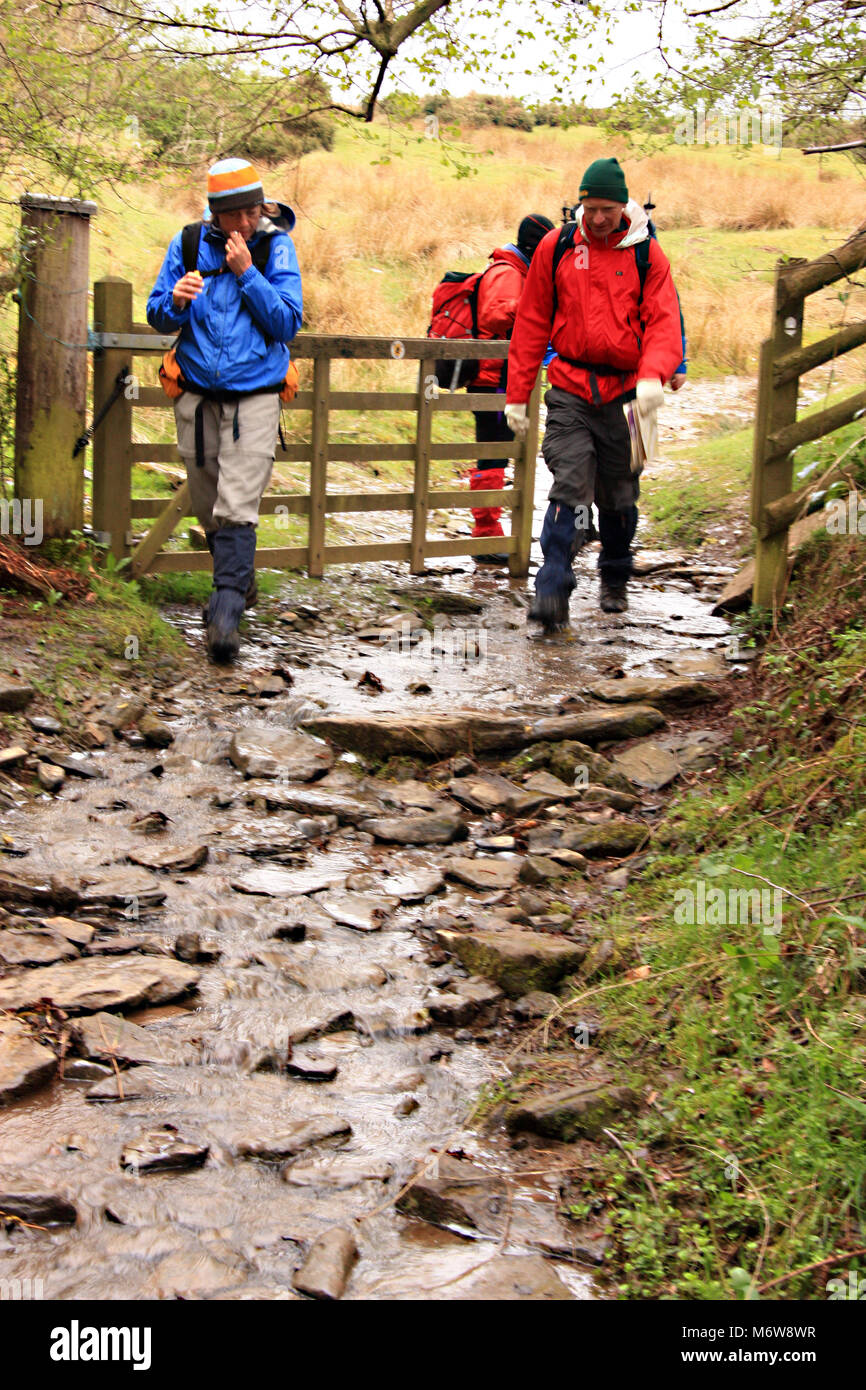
(0, 428), (750, 1301)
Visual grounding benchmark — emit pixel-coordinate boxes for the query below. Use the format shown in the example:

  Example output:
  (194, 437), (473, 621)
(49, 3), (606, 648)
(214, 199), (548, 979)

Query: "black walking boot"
(599, 577), (629, 613)
(598, 505), (637, 616)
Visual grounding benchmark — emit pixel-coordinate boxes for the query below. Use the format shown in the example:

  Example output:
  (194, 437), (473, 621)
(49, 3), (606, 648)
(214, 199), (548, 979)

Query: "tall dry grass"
(275, 126), (866, 375)
(36, 122), (865, 380)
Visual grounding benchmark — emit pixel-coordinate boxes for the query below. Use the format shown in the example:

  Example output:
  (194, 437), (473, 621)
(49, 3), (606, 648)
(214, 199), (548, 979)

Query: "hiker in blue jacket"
(147, 157), (302, 662)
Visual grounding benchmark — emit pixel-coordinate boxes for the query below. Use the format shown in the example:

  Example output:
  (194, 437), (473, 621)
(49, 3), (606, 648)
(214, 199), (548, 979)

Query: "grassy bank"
(644, 399), (866, 552)
(500, 528), (866, 1299)
(0, 541), (188, 728)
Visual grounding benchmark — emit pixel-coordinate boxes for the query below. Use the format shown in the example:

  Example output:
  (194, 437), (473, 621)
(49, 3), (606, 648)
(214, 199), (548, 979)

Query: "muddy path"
(0, 390), (747, 1302)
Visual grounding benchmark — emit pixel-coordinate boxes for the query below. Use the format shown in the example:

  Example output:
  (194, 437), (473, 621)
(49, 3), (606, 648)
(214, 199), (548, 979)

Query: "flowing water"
(0, 394), (737, 1300)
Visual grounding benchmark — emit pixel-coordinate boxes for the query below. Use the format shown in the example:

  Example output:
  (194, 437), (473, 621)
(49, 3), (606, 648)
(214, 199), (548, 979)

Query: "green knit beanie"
(578, 157), (629, 204)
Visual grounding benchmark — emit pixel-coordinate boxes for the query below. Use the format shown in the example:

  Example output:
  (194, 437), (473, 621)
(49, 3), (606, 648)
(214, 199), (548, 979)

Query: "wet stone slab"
(0, 957), (200, 1015)
(0, 926), (79, 968)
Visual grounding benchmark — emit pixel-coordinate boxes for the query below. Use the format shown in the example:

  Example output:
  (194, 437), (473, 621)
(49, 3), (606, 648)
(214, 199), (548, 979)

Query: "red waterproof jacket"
(475, 245), (530, 388)
(506, 211), (683, 406)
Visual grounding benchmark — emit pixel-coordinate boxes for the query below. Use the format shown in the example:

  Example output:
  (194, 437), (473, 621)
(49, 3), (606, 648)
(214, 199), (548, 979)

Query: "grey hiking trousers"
(173, 391), (281, 530)
(541, 385), (639, 517)
(541, 385), (640, 580)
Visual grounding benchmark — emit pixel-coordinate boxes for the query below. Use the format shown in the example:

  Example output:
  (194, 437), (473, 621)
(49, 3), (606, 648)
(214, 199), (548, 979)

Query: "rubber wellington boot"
(470, 467), (508, 565)
(206, 525), (257, 663)
(528, 500), (577, 630)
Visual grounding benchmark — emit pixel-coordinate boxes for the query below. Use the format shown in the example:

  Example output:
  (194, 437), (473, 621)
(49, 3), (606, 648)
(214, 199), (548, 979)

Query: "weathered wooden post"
(509, 370), (542, 577)
(307, 353), (330, 578)
(14, 195), (97, 538)
(752, 261), (804, 608)
(411, 355), (435, 575)
(91, 278), (133, 560)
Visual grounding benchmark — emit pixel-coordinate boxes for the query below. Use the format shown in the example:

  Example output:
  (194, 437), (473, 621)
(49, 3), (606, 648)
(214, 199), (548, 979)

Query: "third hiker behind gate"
(505, 158), (683, 627)
(469, 214), (554, 560)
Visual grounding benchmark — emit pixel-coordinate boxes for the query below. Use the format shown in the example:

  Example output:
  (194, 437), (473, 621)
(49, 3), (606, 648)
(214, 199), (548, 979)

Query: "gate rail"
(90, 277), (541, 580)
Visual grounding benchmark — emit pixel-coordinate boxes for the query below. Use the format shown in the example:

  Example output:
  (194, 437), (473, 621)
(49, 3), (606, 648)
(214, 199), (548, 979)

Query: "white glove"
(505, 403), (530, 439)
(635, 378), (664, 412)
(634, 377), (663, 466)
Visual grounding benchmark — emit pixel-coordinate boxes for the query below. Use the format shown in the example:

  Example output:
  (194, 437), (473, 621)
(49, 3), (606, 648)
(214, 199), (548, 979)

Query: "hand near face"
(172, 271), (203, 309)
(225, 229), (253, 276)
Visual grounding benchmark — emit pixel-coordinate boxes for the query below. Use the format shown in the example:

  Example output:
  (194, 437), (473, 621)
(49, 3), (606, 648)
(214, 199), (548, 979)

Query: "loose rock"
(610, 742), (682, 791)
(317, 890), (397, 932)
(587, 677), (720, 709)
(292, 1227), (357, 1300)
(0, 1192), (76, 1225)
(126, 843), (208, 873)
(138, 712), (175, 747)
(236, 1115), (352, 1161)
(36, 762), (65, 793)
(362, 814), (467, 846)
(559, 821), (648, 856)
(0, 1017), (57, 1104)
(229, 725), (334, 781)
(0, 678), (35, 713)
(70, 1011), (179, 1066)
(506, 1080), (640, 1140)
(0, 926), (78, 968)
(435, 928), (586, 998)
(120, 1127), (209, 1173)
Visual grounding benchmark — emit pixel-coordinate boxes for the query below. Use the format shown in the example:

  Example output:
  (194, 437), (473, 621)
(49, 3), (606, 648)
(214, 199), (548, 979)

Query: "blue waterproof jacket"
(146, 208), (303, 393)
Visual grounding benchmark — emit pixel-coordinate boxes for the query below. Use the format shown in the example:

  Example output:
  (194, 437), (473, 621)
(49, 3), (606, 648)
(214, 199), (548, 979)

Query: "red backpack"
(427, 267), (494, 390)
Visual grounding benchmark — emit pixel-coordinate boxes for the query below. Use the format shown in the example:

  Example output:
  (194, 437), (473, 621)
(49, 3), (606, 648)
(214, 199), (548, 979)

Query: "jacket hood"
(575, 197), (648, 250)
(260, 200), (296, 234)
(490, 244), (530, 270)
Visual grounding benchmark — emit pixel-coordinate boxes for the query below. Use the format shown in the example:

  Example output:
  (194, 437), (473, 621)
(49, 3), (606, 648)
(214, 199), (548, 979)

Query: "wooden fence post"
(14, 195), (97, 539)
(410, 356), (435, 575)
(91, 278), (134, 560)
(307, 354), (330, 578)
(752, 263), (803, 608)
(509, 371), (542, 577)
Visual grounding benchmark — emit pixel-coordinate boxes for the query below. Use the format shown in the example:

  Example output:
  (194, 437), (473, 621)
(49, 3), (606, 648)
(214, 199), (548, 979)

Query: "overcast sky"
(396, 0), (705, 105)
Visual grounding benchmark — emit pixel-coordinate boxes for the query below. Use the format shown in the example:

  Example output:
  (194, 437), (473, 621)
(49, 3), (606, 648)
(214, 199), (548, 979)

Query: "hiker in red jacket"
(505, 159), (683, 626)
(469, 214), (553, 558)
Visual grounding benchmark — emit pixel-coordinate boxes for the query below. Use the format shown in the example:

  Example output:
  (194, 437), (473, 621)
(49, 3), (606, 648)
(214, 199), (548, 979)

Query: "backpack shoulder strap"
(251, 237), (272, 275)
(181, 222), (203, 274)
(634, 237), (651, 303)
(550, 222), (577, 321)
(552, 222), (578, 280)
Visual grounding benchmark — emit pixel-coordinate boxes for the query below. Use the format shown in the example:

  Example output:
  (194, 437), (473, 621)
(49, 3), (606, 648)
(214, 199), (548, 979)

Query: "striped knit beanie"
(207, 158), (264, 213)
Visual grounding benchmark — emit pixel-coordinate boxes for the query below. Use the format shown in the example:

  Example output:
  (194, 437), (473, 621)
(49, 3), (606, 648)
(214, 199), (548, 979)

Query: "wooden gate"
(89, 278), (541, 581)
(751, 229), (866, 607)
